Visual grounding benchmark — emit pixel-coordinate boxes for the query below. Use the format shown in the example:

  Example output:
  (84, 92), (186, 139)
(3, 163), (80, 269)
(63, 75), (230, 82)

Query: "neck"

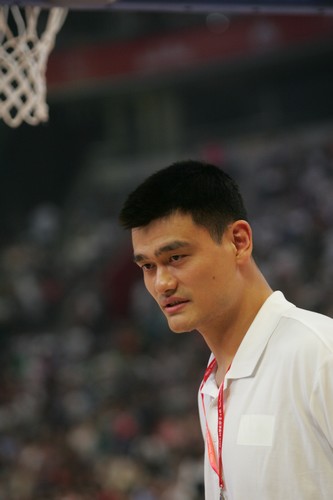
(201, 273), (272, 386)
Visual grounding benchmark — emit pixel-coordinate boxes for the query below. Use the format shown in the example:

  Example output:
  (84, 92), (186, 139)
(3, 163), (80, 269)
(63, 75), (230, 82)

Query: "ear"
(230, 220), (253, 262)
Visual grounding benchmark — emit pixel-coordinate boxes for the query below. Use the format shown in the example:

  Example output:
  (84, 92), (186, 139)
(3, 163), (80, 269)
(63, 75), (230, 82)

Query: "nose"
(154, 266), (177, 295)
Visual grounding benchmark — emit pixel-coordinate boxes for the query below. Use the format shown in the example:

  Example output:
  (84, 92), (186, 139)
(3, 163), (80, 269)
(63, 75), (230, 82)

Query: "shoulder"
(282, 305), (333, 346)
(263, 291), (333, 352)
(270, 305), (333, 373)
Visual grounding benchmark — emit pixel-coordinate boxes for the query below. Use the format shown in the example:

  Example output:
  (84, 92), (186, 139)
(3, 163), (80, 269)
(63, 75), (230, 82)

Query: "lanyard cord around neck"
(200, 358), (231, 493)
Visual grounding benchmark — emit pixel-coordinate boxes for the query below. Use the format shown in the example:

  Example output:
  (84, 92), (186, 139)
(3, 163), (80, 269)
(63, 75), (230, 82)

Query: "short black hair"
(119, 160), (248, 242)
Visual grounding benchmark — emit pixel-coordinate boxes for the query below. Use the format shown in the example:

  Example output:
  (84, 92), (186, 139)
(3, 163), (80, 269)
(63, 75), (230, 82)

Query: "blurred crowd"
(1, 127), (333, 499)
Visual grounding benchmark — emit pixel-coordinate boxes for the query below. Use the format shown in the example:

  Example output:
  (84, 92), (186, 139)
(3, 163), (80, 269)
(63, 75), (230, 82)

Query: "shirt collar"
(226, 291), (295, 381)
(200, 291), (296, 397)
(201, 367), (219, 398)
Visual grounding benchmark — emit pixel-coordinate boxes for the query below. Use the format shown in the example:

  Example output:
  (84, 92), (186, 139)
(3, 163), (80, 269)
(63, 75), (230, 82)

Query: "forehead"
(132, 212), (197, 240)
(132, 213), (210, 257)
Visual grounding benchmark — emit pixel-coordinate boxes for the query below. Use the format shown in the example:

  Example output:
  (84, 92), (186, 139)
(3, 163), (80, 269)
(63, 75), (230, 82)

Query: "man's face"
(132, 212), (242, 335)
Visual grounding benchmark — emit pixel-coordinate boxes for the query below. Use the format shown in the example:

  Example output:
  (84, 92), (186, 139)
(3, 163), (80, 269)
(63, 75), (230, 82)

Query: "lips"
(161, 297), (189, 313)
(166, 299), (184, 307)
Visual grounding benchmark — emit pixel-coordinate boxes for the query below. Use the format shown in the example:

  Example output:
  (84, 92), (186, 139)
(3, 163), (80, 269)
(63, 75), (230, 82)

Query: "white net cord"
(0, 6), (68, 127)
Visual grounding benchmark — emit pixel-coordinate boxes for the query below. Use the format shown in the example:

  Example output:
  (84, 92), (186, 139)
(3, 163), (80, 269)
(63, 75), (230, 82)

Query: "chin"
(171, 327), (189, 334)
(167, 320), (193, 334)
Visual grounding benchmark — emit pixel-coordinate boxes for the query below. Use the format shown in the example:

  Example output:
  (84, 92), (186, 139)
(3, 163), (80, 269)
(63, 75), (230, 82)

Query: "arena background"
(1, 4), (333, 498)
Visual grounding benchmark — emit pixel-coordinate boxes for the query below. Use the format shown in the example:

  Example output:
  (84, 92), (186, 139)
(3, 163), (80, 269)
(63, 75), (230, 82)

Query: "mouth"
(162, 299), (189, 314)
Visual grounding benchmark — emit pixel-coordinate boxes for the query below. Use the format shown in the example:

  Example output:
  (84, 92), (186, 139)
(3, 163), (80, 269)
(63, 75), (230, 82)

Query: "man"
(119, 160), (333, 499)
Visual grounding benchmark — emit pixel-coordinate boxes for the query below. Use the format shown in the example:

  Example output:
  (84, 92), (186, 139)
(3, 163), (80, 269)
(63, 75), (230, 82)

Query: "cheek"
(208, 264), (234, 289)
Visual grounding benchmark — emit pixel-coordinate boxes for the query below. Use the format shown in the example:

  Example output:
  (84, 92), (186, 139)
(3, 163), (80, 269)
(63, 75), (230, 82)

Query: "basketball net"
(0, 5), (67, 127)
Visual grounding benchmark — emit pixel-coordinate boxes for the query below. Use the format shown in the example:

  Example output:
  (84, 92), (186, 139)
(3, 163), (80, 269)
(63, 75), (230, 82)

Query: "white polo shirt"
(199, 291), (333, 500)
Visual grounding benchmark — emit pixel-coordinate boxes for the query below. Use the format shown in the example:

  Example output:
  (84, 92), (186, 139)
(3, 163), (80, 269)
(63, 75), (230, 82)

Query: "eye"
(141, 262), (155, 272)
(170, 254), (185, 263)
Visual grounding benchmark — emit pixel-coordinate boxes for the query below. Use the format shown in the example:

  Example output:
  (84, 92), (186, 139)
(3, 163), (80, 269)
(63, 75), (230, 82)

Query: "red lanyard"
(200, 357), (230, 493)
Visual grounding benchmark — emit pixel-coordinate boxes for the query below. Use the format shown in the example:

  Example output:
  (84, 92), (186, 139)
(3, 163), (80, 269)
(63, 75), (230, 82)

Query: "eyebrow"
(133, 240), (190, 263)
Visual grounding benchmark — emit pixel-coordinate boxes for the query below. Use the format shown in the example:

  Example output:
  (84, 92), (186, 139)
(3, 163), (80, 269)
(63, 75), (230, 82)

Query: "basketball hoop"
(0, 5), (67, 127)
